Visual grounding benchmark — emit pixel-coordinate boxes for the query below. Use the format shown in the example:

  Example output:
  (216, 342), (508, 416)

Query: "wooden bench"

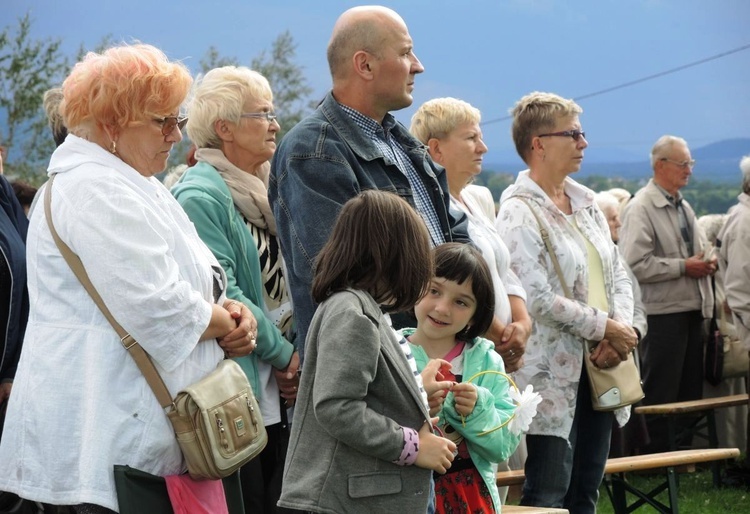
(503, 506), (568, 513)
(496, 448), (740, 514)
(634, 394), (749, 485)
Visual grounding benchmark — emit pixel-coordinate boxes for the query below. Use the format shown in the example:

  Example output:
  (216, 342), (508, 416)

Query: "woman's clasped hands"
(218, 299), (258, 357)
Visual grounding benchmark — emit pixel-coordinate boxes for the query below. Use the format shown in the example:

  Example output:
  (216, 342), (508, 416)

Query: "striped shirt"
(339, 104), (445, 246)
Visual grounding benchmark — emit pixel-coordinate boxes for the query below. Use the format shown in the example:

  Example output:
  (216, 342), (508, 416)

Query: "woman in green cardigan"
(171, 65), (298, 514)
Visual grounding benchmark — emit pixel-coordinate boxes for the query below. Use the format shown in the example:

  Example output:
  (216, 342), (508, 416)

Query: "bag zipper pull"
(216, 413), (229, 449)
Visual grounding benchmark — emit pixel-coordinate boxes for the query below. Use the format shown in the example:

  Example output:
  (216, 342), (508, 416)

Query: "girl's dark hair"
(433, 243), (495, 341)
(312, 190), (433, 313)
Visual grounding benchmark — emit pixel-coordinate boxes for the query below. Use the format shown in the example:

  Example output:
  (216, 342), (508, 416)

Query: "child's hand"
(415, 419), (455, 474)
(427, 389), (447, 417)
(451, 382), (477, 417)
(420, 358), (455, 396)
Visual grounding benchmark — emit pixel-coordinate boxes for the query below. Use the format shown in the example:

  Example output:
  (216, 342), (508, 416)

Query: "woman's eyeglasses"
(240, 112), (277, 123)
(153, 116), (188, 136)
(537, 130), (586, 141)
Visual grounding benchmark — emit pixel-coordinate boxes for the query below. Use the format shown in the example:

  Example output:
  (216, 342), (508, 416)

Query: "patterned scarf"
(194, 148), (277, 235)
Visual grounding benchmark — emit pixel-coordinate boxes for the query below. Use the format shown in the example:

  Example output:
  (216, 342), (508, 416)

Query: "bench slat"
(503, 506), (569, 513)
(605, 448), (739, 474)
(497, 448), (740, 486)
(634, 394), (748, 415)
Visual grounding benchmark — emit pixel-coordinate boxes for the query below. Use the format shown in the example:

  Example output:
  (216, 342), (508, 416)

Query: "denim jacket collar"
(319, 91), (429, 168)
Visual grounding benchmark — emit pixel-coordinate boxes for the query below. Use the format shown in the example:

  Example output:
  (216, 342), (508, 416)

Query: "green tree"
(169, 33), (315, 170)
(486, 172), (516, 203)
(199, 45), (240, 73)
(199, 33), (315, 137)
(0, 13), (68, 182)
(250, 30), (314, 140)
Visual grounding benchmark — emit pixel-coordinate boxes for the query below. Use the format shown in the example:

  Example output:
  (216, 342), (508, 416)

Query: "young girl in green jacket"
(402, 242), (539, 513)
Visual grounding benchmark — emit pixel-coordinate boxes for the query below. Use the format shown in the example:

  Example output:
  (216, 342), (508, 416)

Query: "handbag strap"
(712, 276), (730, 338)
(514, 197), (572, 299)
(44, 175), (175, 409)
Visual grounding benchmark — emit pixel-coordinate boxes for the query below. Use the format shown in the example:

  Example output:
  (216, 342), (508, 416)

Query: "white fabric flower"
(508, 384), (542, 435)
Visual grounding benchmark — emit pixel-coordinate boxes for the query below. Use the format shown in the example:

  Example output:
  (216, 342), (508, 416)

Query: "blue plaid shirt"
(340, 104), (445, 246)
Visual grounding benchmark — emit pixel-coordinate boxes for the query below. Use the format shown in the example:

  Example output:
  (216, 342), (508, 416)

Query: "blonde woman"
(410, 97), (531, 373)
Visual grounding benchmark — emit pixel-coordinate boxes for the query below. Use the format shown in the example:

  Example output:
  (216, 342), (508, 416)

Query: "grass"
(595, 464), (749, 513)
(505, 462), (749, 512)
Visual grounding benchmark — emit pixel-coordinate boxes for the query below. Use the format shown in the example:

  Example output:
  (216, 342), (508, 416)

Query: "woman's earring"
(109, 140), (117, 154)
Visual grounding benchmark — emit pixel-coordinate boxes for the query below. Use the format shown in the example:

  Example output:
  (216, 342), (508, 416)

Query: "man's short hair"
(650, 135), (688, 168)
(739, 154), (750, 195)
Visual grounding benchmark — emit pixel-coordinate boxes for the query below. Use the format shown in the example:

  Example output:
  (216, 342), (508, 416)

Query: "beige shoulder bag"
(44, 175), (267, 479)
(515, 197), (644, 411)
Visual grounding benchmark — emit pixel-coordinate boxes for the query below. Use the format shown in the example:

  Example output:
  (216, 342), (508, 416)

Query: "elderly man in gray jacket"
(619, 135), (716, 454)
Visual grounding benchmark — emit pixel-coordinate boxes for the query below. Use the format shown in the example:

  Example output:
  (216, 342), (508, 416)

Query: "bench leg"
(605, 472), (674, 513)
(666, 466), (679, 514)
(604, 473), (629, 514)
(706, 411), (722, 488)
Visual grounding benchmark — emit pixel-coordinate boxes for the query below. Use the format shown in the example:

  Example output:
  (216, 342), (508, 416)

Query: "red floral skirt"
(434, 461), (494, 514)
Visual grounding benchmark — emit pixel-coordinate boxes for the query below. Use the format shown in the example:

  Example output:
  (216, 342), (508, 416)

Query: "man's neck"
(653, 177), (679, 198)
(332, 87), (387, 124)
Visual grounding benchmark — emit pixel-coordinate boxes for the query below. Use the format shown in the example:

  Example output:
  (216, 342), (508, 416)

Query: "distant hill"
(485, 137), (750, 184)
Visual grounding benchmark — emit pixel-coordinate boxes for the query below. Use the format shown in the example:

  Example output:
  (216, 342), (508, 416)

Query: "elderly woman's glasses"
(660, 158), (696, 169)
(153, 116), (188, 136)
(537, 129), (586, 141)
(240, 112), (277, 123)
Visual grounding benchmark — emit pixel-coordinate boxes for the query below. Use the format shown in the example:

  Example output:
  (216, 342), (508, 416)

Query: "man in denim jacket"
(269, 6), (469, 359)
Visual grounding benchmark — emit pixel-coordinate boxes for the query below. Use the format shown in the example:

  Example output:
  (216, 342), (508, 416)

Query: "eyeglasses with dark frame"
(153, 116), (188, 136)
(659, 157), (696, 169)
(537, 129), (586, 141)
(240, 112), (278, 123)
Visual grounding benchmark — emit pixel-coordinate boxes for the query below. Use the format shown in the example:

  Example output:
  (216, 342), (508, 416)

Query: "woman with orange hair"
(0, 44), (257, 513)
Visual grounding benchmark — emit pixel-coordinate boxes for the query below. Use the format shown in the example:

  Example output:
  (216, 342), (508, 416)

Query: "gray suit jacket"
(278, 289), (432, 513)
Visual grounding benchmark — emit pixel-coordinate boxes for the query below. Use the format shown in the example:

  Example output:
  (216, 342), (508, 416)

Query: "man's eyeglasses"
(240, 112), (277, 123)
(660, 158), (696, 169)
(537, 130), (586, 141)
(153, 116), (188, 136)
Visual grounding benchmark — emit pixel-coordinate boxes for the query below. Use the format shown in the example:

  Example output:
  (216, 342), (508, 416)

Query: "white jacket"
(496, 171), (633, 437)
(453, 185), (526, 325)
(0, 135), (224, 511)
(719, 193), (750, 351)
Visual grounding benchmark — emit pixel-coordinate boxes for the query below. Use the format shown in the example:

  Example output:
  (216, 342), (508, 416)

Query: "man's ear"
(353, 50), (374, 80)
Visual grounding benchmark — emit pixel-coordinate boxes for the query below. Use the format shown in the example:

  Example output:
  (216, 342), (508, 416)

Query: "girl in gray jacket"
(278, 190), (457, 513)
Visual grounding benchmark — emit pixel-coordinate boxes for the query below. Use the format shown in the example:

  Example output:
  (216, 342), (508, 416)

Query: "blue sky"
(6, 0), (750, 168)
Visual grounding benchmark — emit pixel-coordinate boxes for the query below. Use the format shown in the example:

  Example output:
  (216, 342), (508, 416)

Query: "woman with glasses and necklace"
(171, 66), (300, 514)
(0, 44), (258, 513)
(495, 91), (637, 513)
